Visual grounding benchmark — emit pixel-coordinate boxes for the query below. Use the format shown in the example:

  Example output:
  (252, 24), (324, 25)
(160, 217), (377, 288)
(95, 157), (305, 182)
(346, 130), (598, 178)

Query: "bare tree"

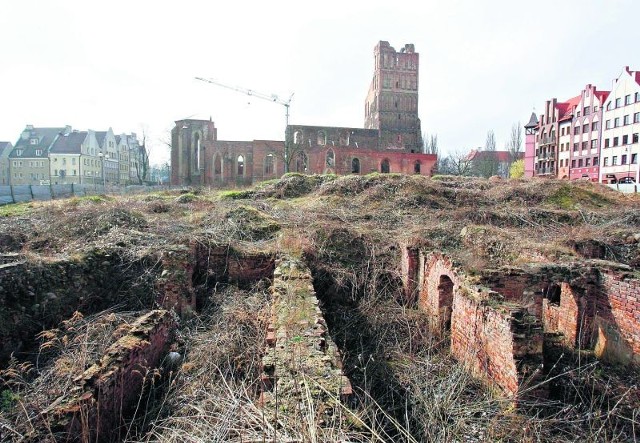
(507, 122), (522, 163)
(473, 130), (499, 178)
(423, 133), (439, 155)
(135, 132), (150, 185)
(438, 149), (473, 176)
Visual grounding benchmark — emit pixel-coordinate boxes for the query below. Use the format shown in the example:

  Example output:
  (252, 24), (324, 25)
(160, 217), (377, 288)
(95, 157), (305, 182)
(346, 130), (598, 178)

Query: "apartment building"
(117, 135), (130, 184)
(535, 96), (579, 177)
(49, 130), (101, 185)
(95, 128), (119, 184)
(557, 118), (572, 179)
(9, 126), (70, 185)
(569, 85), (609, 181)
(600, 67), (640, 183)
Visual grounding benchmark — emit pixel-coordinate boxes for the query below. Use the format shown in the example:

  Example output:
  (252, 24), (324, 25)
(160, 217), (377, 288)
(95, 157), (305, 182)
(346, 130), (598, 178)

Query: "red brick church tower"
(364, 41), (422, 152)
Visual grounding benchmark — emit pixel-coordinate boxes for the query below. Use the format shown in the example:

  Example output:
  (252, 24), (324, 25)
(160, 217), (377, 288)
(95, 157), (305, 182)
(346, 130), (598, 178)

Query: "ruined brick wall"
(401, 245), (419, 304)
(595, 271), (640, 365)
(50, 310), (175, 442)
(418, 252), (462, 332)
(451, 290), (543, 397)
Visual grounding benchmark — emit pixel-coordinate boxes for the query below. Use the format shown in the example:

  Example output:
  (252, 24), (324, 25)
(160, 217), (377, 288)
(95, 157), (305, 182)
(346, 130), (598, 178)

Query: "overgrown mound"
(201, 205), (280, 242)
(254, 173), (337, 198)
(544, 183), (613, 209)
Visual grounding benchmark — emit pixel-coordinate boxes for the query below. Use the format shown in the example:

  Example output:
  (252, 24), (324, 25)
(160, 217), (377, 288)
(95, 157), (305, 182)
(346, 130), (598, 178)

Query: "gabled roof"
(0, 142), (12, 156)
(10, 127), (66, 158)
(49, 131), (87, 154)
(95, 131), (107, 148)
(594, 90), (610, 103)
(557, 95), (581, 122)
(466, 149), (518, 163)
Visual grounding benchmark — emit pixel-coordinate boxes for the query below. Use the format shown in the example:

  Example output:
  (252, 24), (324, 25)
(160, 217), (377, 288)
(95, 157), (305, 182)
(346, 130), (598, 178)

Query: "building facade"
(569, 85), (609, 181)
(96, 129), (119, 184)
(49, 130), (102, 185)
(171, 41), (436, 186)
(600, 67), (640, 183)
(0, 142), (12, 185)
(524, 113), (538, 178)
(8, 126), (70, 185)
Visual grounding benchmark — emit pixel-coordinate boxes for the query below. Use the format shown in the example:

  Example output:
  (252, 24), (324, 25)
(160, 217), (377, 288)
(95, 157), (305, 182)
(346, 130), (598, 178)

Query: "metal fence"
(606, 183), (639, 193)
(0, 184), (181, 205)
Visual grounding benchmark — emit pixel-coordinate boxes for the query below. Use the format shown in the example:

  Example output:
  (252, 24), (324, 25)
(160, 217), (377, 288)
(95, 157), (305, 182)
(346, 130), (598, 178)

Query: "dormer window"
(16, 149), (23, 157)
(35, 149), (43, 156)
(30, 138), (38, 145)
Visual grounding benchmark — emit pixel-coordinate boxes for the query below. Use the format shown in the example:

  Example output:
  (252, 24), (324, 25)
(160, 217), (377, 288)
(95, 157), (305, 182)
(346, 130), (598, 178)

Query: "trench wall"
(412, 251), (544, 397)
(261, 258), (351, 421)
(49, 310), (175, 442)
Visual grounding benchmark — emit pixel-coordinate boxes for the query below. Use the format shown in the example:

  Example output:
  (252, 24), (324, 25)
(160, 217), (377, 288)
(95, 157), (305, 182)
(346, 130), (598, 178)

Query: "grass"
(0, 202), (34, 217)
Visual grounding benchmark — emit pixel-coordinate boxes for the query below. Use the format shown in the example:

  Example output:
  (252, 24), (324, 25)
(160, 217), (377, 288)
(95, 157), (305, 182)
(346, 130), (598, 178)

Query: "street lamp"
(98, 152), (106, 189)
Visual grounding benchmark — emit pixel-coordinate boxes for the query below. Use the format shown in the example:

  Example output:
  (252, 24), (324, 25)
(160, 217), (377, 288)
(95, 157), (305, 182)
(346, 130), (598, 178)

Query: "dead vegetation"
(0, 175), (639, 442)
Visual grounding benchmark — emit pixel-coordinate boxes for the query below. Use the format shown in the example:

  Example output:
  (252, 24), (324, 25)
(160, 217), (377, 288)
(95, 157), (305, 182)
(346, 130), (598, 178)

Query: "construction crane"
(194, 76), (295, 171)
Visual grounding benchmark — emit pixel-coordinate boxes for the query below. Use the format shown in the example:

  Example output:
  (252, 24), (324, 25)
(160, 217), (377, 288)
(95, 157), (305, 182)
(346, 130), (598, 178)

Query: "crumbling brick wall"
(595, 270), (640, 365)
(49, 310), (175, 442)
(450, 289), (543, 397)
(418, 252), (462, 333)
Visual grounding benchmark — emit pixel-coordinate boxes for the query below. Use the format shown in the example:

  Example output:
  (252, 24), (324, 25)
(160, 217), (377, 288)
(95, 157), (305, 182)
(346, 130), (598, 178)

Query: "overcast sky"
(1, 0), (638, 166)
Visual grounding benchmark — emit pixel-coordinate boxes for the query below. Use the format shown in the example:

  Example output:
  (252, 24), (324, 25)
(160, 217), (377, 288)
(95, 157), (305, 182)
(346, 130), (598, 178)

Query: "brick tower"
(364, 41), (421, 152)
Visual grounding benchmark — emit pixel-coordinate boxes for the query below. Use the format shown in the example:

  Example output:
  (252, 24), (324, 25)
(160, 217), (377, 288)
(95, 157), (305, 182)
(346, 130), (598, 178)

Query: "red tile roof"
(466, 149), (519, 163)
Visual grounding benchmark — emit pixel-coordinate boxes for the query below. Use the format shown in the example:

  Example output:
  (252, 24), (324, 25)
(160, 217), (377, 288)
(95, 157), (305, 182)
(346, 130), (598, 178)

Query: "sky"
(1, 0), (639, 166)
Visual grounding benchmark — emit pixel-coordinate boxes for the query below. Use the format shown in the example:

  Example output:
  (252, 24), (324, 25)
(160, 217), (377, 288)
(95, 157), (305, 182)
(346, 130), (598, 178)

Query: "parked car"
(618, 176), (636, 184)
(604, 173), (617, 184)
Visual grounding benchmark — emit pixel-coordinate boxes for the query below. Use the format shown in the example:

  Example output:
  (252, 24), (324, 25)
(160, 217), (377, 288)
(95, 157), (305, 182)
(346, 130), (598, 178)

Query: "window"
(625, 94), (631, 105)
(624, 115), (630, 125)
(593, 157), (599, 166)
(351, 158), (360, 174)
(636, 92), (640, 103)
(325, 149), (335, 168)
(632, 153), (638, 164)
(574, 125), (580, 135)
(237, 155), (244, 176)
(623, 135), (629, 145)
(573, 143), (579, 151)
(264, 153), (274, 175)
(577, 111), (581, 118)
(605, 138), (610, 148)
(72, 158), (76, 165)
(583, 124), (589, 133)
(381, 159), (390, 173)
(578, 159), (583, 167)
(582, 141), (588, 150)
(73, 169), (76, 175)
(616, 98), (622, 108)
(414, 161), (421, 174)
(592, 121), (598, 131)
(584, 106), (590, 116)
(622, 154), (628, 165)
(571, 159), (576, 168)
(614, 117), (620, 127)
(30, 138), (38, 145)
(35, 149), (42, 156)
(62, 158), (67, 165)
(634, 133), (639, 144)
(293, 130), (302, 144)
(594, 106), (598, 112)
(613, 137), (619, 146)
(612, 156), (618, 165)
(16, 150), (22, 157)
(604, 157), (609, 166)
(634, 112), (640, 123)
(317, 131), (326, 146)
(607, 102), (612, 110)
(591, 139), (598, 149)
(295, 152), (308, 173)
(606, 120), (611, 129)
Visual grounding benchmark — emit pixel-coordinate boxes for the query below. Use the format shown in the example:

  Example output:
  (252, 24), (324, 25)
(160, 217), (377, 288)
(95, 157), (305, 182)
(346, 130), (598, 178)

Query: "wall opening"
(264, 153), (274, 176)
(295, 151), (308, 173)
(326, 149), (335, 168)
(381, 159), (390, 173)
(546, 284), (561, 305)
(438, 275), (454, 339)
(351, 158), (360, 174)
(237, 155), (244, 177)
(194, 133), (201, 172)
(414, 161), (421, 174)
(213, 153), (222, 180)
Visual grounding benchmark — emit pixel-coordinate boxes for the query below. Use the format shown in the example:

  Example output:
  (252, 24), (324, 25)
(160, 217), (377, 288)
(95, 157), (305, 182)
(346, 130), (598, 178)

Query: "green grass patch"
(0, 202), (34, 217)
(545, 184), (611, 210)
(219, 189), (253, 200)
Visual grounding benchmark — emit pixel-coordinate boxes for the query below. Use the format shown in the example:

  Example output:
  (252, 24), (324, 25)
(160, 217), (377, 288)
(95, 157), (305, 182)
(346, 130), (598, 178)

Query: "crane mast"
(194, 76), (294, 171)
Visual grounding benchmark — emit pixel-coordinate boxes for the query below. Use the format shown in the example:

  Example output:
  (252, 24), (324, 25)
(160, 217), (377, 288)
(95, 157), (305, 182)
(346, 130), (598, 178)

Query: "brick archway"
(419, 253), (461, 335)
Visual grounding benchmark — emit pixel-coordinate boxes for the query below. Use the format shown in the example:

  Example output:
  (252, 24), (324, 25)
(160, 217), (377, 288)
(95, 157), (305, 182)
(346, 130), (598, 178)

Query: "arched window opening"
(438, 275), (454, 336)
(317, 131), (326, 146)
(295, 152), (308, 173)
(414, 160), (421, 174)
(545, 284), (561, 306)
(264, 153), (274, 175)
(294, 130), (302, 144)
(213, 153), (222, 175)
(351, 158), (360, 174)
(194, 133), (201, 171)
(237, 155), (244, 176)
(325, 149), (335, 168)
(381, 159), (390, 173)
